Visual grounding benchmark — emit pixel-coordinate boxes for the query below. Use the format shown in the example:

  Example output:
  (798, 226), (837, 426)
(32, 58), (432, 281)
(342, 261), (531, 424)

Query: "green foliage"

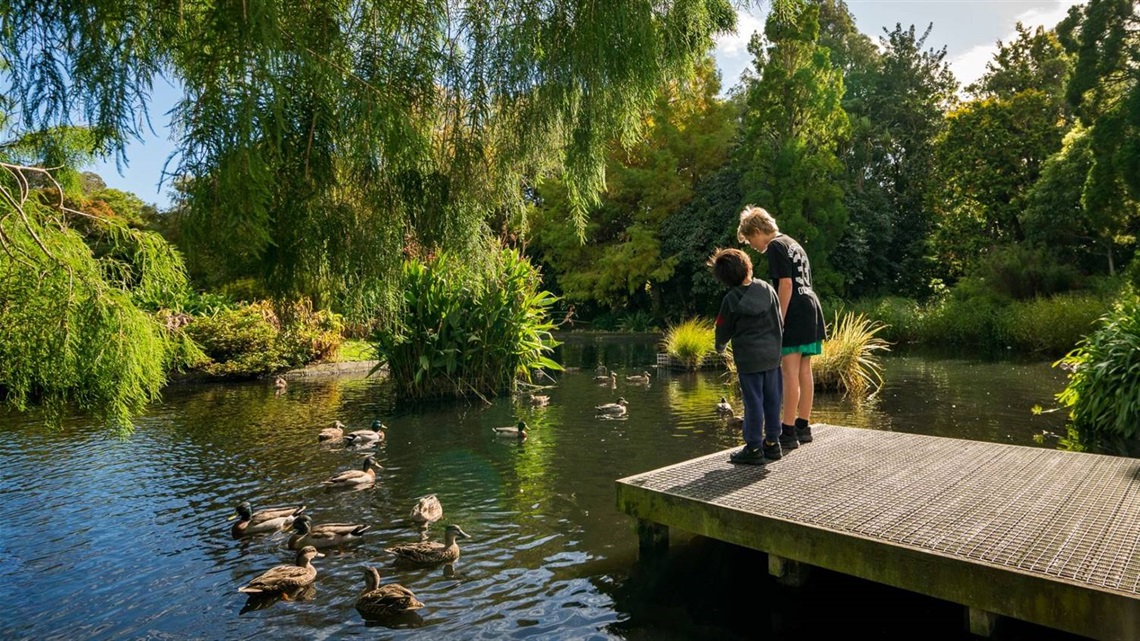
(1057, 291), (1140, 443)
(528, 58), (736, 318)
(662, 318), (717, 370)
(739, 1), (848, 296)
(0, 164), (196, 432)
(814, 312), (890, 397)
(1001, 293), (1106, 355)
(186, 299), (343, 378)
(843, 297), (923, 344)
(374, 247), (560, 400)
(955, 244), (1080, 301)
(2, 0), (743, 322)
(617, 311), (659, 333)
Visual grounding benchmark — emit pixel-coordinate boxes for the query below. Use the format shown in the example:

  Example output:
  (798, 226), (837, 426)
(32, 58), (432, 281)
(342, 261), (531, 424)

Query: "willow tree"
(1, 0), (759, 425)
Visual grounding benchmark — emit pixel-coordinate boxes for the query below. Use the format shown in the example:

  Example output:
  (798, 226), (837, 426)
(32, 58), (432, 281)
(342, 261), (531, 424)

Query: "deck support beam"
(768, 554), (811, 587)
(968, 607), (998, 637)
(637, 519), (668, 559)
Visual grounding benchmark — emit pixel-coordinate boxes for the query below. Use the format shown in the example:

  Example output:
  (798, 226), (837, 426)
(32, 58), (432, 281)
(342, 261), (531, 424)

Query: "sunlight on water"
(0, 336), (1077, 640)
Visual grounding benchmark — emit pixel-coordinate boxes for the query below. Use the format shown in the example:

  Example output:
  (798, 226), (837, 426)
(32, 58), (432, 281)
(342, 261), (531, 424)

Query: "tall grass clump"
(844, 297), (923, 344)
(374, 247), (560, 400)
(999, 293), (1107, 355)
(814, 312), (890, 398)
(662, 319), (716, 370)
(1056, 292), (1140, 446)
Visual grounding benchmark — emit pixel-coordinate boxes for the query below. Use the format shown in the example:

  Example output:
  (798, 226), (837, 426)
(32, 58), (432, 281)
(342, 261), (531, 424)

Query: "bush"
(844, 297), (923, 344)
(374, 247), (560, 400)
(1057, 292), (1140, 445)
(662, 319), (716, 370)
(999, 294), (1107, 355)
(186, 299), (343, 378)
(814, 312), (890, 397)
(963, 244), (1080, 301)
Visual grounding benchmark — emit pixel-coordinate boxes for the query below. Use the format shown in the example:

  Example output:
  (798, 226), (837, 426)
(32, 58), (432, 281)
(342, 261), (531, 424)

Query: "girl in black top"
(737, 206), (826, 448)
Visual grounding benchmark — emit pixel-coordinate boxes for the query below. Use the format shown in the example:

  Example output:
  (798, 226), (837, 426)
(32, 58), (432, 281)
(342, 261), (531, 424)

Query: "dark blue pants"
(738, 367), (783, 447)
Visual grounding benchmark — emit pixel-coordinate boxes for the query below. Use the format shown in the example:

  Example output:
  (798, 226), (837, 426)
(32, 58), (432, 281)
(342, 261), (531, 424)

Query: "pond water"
(1, 335), (1085, 640)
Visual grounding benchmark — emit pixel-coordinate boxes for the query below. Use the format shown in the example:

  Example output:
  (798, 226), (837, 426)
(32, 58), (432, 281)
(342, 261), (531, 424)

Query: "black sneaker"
(795, 422), (813, 443)
(779, 424), (799, 451)
(762, 439), (783, 460)
(729, 445), (766, 466)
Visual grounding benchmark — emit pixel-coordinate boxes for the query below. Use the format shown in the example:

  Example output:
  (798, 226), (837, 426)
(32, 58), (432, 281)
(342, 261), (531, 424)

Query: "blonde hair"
(737, 205), (778, 242)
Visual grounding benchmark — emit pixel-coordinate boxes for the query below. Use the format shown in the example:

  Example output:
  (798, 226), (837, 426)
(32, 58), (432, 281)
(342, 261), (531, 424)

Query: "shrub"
(374, 247), (560, 400)
(844, 297), (923, 344)
(999, 294), (1108, 355)
(662, 319), (716, 370)
(618, 310), (658, 332)
(814, 312), (890, 397)
(1057, 293), (1140, 444)
(186, 299), (343, 378)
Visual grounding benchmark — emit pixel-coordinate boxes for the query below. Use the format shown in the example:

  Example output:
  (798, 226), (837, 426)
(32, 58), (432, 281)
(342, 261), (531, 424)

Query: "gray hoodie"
(714, 278), (783, 374)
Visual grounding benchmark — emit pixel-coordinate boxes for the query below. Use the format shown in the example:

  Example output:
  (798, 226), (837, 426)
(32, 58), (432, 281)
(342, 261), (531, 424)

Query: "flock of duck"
(228, 419), (471, 623)
(234, 364), (676, 623)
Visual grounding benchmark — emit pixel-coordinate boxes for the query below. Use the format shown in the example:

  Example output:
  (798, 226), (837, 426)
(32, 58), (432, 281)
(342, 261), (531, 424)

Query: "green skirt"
(782, 341), (823, 357)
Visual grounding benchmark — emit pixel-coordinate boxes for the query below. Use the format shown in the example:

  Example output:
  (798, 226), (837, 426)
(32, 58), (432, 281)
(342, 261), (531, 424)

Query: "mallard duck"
(238, 546), (323, 596)
(716, 396), (734, 415)
(626, 371), (652, 384)
(384, 524), (471, 565)
(344, 420), (386, 447)
(594, 365), (608, 377)
(594, 371), (615, 383)
(595, 397), (628, 416)
(492, 421), (528, 440)
(355, 566), (425, 620)
(409, 494), (444, 524)
(525, 393), (550, 407)
(322, 455), (382, 489)
(229, 501), (306, 538)
(288, 515), (370, 549)
(721, 407), (744, 428)
(274, 376), (288, 389)
(318, 420), (345, 442)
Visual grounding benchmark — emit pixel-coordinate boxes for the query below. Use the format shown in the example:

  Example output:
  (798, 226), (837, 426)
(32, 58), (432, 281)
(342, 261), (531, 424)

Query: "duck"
(493, 421), (528, 441)
(229, 501), (306, 538)
(721, 407), (744, 429)
(594, 365), (608, 377)
(355, 566), (425, 621)
(626, 371), (652, 384)
(595, 397), (629, 417)
(318, 420), (345, 442)
(344, 420), (386, 447)
(525, 393), (550, 407)
(288, 515), (370, 549)
(596, 372), (617, 386)
(409, 494), (444, 525)
(322, 455), (382, 489)
(384, 524), (471, 565)
(716, 396), (734, 415)
(274, 376), (288, 390)
(238, 545), (323, 596)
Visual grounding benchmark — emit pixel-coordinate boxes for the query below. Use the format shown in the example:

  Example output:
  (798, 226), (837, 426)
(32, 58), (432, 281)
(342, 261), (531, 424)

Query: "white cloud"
(949, 1), (1084, 88)
(715, 9), (765, 57)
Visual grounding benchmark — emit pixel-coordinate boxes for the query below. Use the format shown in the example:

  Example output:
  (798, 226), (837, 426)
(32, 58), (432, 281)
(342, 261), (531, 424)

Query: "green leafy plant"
(1056, 292), (1140, 443)
(814, 312), (891, 397)
(374, 247), (561, 400)
(662, 318), (717, 370)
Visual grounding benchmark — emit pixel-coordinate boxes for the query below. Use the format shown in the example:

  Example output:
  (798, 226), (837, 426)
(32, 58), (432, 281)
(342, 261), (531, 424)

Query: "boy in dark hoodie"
(708, 248), (784, 465)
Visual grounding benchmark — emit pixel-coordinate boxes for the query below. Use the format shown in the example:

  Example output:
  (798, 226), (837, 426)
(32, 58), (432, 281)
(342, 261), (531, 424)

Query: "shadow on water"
(0, 335), (1083, 640)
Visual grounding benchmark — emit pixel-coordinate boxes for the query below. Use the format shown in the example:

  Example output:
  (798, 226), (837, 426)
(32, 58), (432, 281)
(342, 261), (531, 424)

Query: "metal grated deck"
(616, 425), (1140, 640)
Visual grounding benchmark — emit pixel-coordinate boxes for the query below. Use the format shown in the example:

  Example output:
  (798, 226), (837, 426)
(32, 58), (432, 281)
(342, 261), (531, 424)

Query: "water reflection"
(0, 339), (1078, 640)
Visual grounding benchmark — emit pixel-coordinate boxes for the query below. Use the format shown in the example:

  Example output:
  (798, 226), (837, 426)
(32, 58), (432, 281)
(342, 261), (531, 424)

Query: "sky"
(91, 0), (1085, 208)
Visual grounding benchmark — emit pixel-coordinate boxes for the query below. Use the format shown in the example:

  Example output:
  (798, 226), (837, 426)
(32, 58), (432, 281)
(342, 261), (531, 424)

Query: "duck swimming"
(229, 501), (305, 538)
(384, 524), (471, 565)
(288, 515), (370, 549)
(595, 397), (629, 417)
(318, 420), (345, 442)
(238, 546), (323, 596)
(322, 455), (382, 489)
(344, 420), (386, 447)
(355, 566), (425, 620)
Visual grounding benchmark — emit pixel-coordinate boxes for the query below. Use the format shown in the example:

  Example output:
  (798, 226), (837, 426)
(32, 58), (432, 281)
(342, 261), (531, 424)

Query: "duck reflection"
(239, 584), (316, 614)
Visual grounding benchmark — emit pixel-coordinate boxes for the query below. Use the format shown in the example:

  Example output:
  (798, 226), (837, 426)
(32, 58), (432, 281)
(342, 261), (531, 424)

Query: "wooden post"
(968, 607), (998, 637)
(768, 554), (811, 587)
(637, 519), (668, 559)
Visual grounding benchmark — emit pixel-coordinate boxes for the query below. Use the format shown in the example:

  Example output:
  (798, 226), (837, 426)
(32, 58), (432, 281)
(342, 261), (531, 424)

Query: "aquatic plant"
(1057, 292), (1140, 443)
(374, 247), (560, 400)
(661, 319), (717, 370)
(814, 312), (890, 398)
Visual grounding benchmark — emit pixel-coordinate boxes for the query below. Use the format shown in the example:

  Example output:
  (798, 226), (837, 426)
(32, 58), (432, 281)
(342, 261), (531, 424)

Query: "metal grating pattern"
(619, 425), (1140, 598)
